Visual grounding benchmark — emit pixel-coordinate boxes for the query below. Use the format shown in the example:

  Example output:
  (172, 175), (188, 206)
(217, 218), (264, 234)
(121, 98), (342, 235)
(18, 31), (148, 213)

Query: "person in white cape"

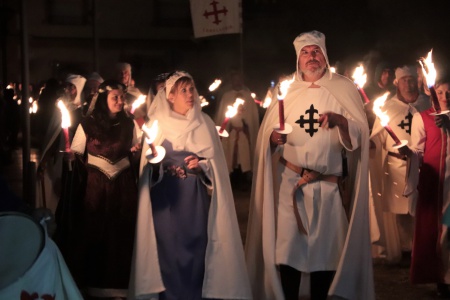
(245, 30), (374, 300)
(369, 66), (430, 264)
(129, 71), (252, 300)
(214, 70), (260, 187)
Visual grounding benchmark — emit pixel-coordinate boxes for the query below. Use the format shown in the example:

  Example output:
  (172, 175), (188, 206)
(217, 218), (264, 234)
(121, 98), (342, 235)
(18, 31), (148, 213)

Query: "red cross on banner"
(190, 0), (242, 38)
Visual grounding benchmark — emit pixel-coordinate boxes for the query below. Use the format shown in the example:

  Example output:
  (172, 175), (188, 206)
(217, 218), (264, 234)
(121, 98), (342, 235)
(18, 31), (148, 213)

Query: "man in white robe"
(370, 65), (430, 263)
(214, 71), (259, 185)
(115, 62), (143, 115)
(245, 30), (374, 300)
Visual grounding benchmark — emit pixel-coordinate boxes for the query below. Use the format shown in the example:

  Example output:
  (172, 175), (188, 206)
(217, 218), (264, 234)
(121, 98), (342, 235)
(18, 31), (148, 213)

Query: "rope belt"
(279, 157), (340, 235)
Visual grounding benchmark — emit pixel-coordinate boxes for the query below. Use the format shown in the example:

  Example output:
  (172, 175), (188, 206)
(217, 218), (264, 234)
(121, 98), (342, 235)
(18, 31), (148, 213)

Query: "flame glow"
(30, 100), (38, 114)
(352, 64), (367, 88)
(208, 79), (222, 92)
(330, 66), (336, 73)
(234, 98), (245, 108)
(372, 92), (391, 126)
(225, 105), (238, 118)
(251, 92), (262, 105)
(277, 77), (295, 100)
(263, 95), (272, 108)
(131, 95), (146, 114)
(57, 100), (71, 128)
(419, 49), (437, 88)
(224, 98), (245, 118)
(199, 95), (209, 107)
(142, 120), (159, 144)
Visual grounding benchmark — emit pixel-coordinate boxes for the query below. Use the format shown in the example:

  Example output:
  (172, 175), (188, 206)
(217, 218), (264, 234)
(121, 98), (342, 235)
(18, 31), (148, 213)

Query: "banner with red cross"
(190, 0), (242, 38)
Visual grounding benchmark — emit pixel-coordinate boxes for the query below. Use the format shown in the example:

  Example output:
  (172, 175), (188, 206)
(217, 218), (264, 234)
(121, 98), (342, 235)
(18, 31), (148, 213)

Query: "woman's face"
(436, 83), (450, 111)
(169, 81), (195, 115)
(107, 89), (125, 116)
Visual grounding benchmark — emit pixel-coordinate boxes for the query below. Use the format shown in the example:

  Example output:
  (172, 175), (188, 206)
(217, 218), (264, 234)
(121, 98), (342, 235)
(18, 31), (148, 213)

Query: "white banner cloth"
(190, 0), (241, 38)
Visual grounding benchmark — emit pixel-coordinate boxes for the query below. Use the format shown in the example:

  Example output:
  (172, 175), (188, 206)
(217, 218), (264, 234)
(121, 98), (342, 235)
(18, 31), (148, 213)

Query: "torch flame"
(225, 105), (238, 118)
(330, 66), (336, 73)
(199, 95), (209, 107)
(234, 98), (245, 108)
(419, 49), (436, 88)
(131, 95), (146, 114)
(208, 79), (222, 92)
(30, 100), (38, 114)
(372, 92), (391, 126)
(142, 120), (159, 144)
(263, 95), (272, 108)
(57, 100), (71, 128)
(277, 77), (295, 100)
(352, 64), (367, 88)
(224, 98), (244, 118)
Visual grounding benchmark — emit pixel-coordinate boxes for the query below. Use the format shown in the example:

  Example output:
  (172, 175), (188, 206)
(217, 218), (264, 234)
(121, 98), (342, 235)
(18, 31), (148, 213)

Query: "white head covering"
(65, 74), (86, 107)
(293, 30), (332, 79)
(148, 71), (202, 139)
(116, 62), (132, 72)
(87, 72), (104, 83)
(394, 65), (417, 85)
(164, 71), (192, 98)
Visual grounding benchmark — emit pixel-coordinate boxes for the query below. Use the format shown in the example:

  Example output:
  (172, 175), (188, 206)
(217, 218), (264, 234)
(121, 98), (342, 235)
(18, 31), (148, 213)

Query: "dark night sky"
(237, 0), (450, 95)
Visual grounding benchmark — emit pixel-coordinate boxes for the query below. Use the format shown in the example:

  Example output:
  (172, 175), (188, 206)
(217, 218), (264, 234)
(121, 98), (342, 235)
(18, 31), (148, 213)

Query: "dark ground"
(0, 147), (445, 300)
(230, 176), (441, 300)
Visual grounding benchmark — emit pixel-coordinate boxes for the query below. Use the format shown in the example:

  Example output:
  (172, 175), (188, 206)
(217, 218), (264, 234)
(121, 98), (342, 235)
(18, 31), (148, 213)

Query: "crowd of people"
(1, 29), (450, 300)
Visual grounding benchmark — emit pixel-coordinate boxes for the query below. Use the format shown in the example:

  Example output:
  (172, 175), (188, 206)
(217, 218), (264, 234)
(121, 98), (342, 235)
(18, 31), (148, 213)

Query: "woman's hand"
(184, 155), (202, 173)
(435, 114), (450, 129)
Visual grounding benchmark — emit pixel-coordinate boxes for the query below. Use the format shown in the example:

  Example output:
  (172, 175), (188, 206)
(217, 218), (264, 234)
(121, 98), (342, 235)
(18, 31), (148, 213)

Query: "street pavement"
(0, 147), (444, 299)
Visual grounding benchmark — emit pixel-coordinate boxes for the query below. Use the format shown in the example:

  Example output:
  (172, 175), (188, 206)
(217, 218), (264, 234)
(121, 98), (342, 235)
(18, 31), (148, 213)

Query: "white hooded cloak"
(128, 72), (252, 300)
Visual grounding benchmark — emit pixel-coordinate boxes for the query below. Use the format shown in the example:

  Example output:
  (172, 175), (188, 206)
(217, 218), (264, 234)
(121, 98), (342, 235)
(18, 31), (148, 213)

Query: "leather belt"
(387, 151), (407, 161)
(279, 157), (340, 235)
(279, 157), (339, 184)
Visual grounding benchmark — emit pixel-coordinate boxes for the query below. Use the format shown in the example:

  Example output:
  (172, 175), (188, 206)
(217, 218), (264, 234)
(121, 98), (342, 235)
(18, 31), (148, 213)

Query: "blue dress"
(151, 139), (211, 300)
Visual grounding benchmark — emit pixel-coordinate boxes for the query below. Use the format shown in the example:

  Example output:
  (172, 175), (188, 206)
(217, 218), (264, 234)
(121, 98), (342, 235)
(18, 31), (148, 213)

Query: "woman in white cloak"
(129, 71), (252, 300)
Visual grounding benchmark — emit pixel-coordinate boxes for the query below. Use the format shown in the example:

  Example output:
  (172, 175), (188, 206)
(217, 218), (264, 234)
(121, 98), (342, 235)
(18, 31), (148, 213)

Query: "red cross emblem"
(203, 0), (228, 25)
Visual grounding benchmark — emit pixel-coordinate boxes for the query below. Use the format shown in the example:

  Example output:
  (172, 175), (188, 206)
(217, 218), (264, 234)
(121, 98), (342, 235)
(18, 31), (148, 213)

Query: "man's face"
(298, 45), (326, 80)
(118, 69), (131, 86)
(397, 76), (418, 103)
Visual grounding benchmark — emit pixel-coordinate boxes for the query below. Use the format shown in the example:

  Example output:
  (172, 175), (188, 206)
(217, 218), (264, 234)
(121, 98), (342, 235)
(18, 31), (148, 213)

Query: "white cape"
(245, 71), (374, 300)
(129, 89), (252, 300)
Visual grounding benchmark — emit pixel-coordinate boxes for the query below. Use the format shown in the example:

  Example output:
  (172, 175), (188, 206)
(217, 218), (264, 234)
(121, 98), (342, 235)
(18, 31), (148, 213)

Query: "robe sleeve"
(403, 112), (424, 197)
(198, 159), (213, 189)
(338, 118), (361, 151)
